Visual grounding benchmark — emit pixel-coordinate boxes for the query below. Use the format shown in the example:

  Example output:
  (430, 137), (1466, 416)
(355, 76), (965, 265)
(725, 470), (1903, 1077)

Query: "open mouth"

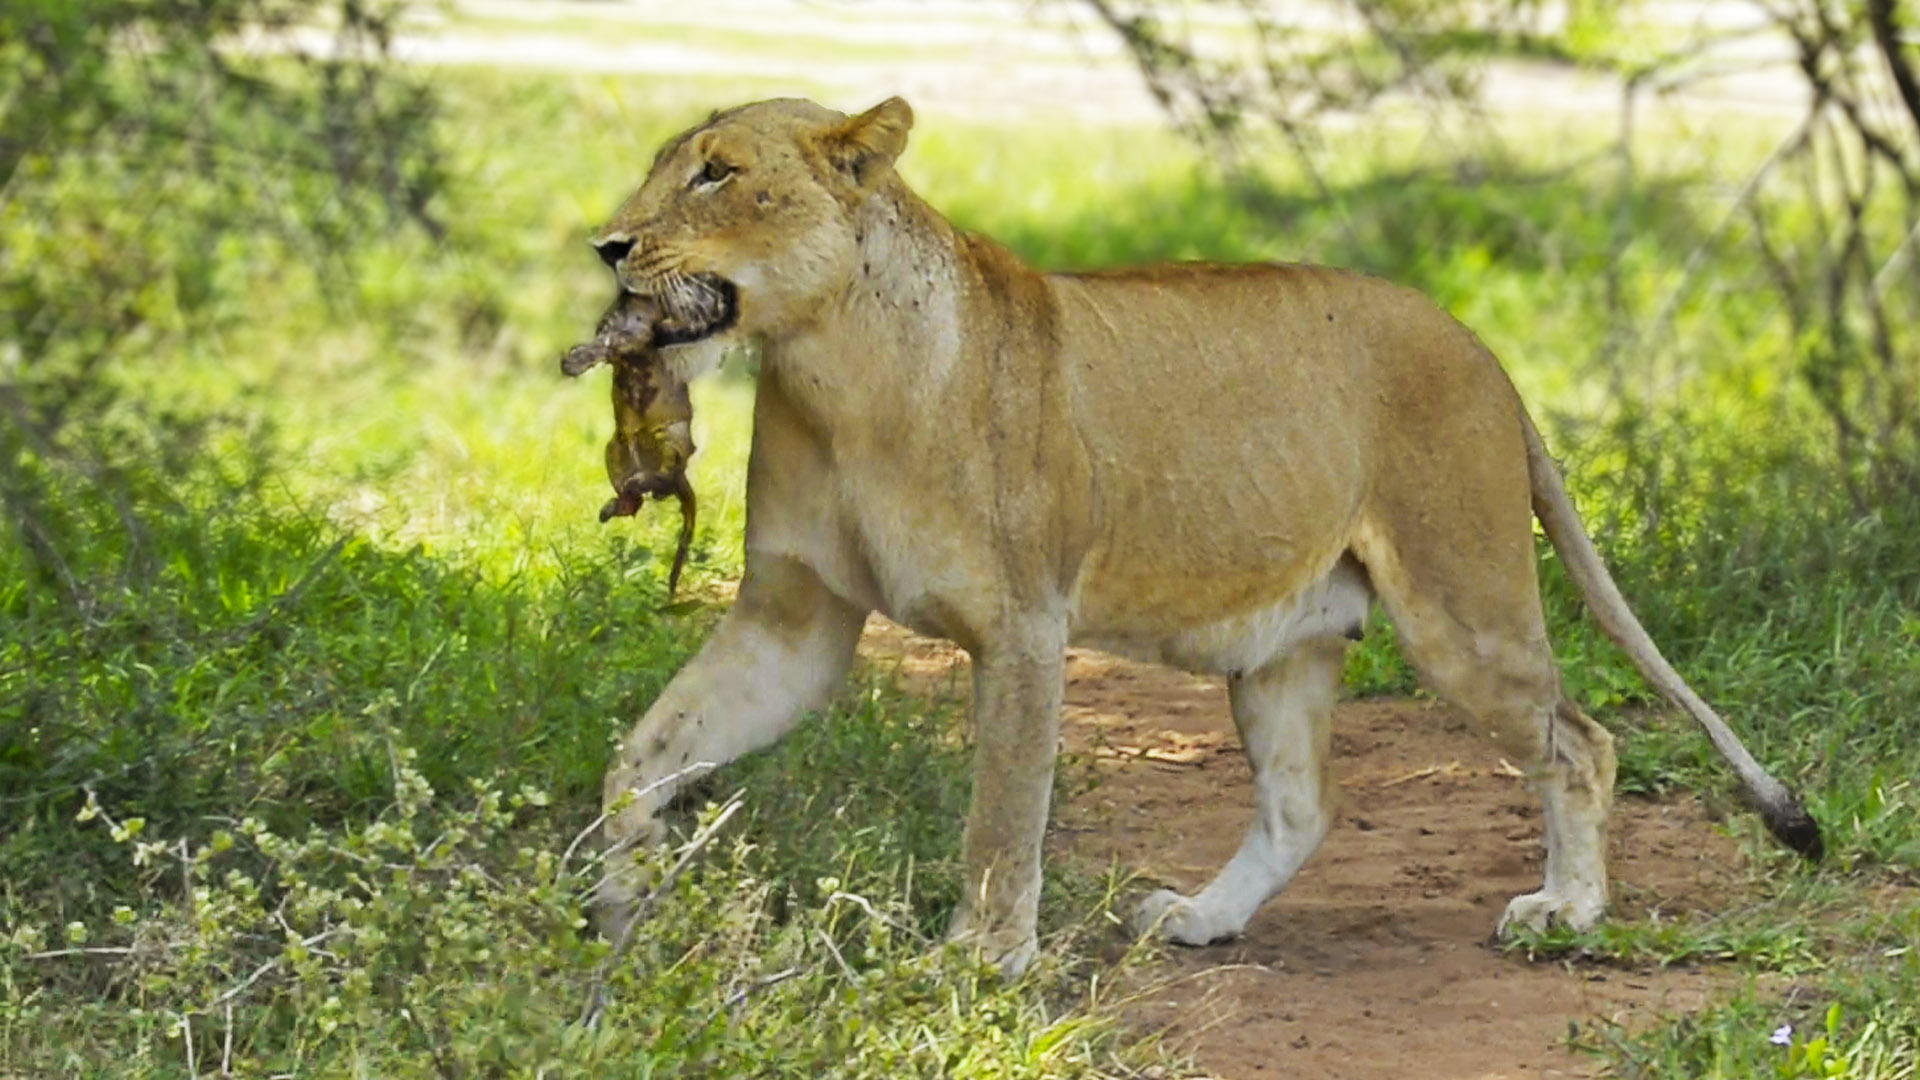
(647, 273), (738, 346)
(557, 274), (738, 377)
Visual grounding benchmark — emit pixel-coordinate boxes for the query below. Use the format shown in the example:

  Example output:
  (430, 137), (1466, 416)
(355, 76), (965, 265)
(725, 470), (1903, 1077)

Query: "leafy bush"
(2, 740), (1149, 1076)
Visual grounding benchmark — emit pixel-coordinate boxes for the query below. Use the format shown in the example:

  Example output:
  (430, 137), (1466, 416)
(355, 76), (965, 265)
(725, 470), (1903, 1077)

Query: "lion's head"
(590, 97), (914, 351)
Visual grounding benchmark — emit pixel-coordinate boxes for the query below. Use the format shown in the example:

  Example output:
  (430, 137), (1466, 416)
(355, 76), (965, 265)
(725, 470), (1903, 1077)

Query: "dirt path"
(859, 617), (1749, 1080)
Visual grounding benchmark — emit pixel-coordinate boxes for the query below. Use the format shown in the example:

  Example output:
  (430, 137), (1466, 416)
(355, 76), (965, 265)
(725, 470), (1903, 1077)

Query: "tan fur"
(589, 97), (1815, 971)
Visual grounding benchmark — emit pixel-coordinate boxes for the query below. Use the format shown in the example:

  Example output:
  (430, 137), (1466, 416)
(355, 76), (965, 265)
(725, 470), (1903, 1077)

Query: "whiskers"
(615, 243), (736, 344)
(657, 269), (726, 330)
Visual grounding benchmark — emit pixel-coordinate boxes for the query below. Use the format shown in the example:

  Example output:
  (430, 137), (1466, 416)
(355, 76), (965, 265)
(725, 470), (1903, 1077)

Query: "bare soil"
(860, 617), (1751, 1080)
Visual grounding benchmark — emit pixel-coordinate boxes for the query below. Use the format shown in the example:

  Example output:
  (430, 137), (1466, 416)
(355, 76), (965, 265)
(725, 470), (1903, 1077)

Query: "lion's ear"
(822, 97), (913, 189)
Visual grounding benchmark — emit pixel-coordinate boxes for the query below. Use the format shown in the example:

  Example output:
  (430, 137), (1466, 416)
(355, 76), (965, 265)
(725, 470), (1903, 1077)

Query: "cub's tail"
(1521, 413), (1823, 860)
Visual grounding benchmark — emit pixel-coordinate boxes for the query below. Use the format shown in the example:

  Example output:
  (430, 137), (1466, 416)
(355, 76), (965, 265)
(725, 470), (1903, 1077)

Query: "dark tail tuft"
(1761, 794), (1825, 861)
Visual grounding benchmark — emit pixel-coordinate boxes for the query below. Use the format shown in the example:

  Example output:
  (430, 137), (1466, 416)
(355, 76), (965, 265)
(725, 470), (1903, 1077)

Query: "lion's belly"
(1070, 555), (1371, 674)
(1059, 407), (1371, 645)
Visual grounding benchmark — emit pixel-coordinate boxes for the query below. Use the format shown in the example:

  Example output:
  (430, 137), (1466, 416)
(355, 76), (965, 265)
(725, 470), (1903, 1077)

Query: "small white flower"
(1771, 1024), (1794, 1047)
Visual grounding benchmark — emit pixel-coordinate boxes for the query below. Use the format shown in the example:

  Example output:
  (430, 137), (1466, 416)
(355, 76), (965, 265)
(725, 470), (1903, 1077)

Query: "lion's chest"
(828, 452), (1001, 646)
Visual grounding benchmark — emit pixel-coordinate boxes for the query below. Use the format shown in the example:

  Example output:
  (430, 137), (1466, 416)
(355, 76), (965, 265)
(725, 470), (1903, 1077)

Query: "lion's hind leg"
(1135, 636), (1348, 945)
(1354, 520), (1618, 935)
(1495, 698), (1617, 933)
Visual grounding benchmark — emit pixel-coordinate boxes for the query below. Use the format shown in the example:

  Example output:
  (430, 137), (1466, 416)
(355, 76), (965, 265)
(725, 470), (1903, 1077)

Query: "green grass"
(2, 57), (1917, 1078)
(0, 66), (1181, 1078)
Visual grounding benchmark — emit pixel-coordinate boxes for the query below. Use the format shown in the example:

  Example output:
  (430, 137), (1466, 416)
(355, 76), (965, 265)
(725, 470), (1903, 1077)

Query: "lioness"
(588, 96), (1821, 973)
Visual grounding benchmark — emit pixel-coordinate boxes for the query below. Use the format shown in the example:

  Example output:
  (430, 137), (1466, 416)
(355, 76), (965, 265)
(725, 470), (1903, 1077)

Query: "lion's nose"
(594, 234), (634, 269)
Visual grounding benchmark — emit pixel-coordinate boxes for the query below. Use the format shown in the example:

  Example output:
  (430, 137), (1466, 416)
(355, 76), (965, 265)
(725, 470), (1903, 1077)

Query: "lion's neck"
(762, 183), (980, 425)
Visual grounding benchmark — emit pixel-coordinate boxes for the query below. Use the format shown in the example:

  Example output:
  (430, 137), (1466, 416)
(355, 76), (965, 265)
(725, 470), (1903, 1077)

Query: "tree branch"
(1868, 0), (1920, 151)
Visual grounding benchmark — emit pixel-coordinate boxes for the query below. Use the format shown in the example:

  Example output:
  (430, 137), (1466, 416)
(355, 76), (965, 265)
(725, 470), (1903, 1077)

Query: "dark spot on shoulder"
(1326, 312), (1335, 322)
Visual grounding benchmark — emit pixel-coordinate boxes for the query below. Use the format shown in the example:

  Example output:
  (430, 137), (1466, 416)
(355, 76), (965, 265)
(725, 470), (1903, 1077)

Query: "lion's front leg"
(598, 552), (865, 937)
(945, 617), (1066, 977)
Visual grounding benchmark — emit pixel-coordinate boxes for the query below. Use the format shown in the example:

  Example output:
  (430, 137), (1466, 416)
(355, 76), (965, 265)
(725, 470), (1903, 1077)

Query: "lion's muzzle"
(639, 271), (738, 346)
(593, 233), (635, 269)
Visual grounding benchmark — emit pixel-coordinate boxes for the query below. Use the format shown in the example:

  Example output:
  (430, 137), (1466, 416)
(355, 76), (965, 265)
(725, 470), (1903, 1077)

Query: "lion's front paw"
(593, 813), (668, 942)
(1133, 888), (1237, 946)
(1496, 889), (1605, 937)
(593, 861), (650, 942)
(946, 916), (1039, 978)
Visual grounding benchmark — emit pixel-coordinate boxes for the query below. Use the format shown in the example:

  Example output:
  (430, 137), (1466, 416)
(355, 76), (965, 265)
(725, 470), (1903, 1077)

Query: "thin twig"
(0, 758), (143, 807)
(180, 837), (194, 922)
(1866, 0), (1920, 148)
(23, 946), (138, 960)
(816, 927), (858, 984)
(722, 966), (807, 1009)
(1100, 961), (1280, 1017)
(1633, 102), (1822, 358)
(827, 890), (928, 945)
(211, 927), (342, 1008)
(182, 1009), (198, 1080)
(1869, 214), (1920, 295)
(578, 791), (745, 1028)
(559, 760), (718, 879)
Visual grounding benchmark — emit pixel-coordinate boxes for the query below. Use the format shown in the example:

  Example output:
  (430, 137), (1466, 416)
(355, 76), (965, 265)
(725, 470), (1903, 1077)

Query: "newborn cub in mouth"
(561, 292), (698, 599)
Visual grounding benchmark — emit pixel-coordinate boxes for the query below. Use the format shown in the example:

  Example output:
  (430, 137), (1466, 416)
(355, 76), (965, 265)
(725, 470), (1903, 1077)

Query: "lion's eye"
(694, 160), (736, 188)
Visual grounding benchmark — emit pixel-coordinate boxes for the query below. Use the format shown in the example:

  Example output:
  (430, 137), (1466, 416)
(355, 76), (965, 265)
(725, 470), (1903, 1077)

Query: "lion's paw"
(1133, 889), (1238, 946)
(593, 817), (667, 942)
(1496, 889), (1604, 937)
(945, 920), (1039, 978)
(593, 864), (649, 942)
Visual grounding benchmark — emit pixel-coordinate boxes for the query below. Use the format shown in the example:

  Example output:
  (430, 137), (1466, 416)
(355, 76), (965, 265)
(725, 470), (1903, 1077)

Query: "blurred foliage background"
(1, 0), (1917, 1075)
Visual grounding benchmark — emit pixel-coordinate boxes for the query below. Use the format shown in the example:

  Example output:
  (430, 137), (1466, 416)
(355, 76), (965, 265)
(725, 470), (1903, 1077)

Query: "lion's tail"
(1521, 412), (1823, 860)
